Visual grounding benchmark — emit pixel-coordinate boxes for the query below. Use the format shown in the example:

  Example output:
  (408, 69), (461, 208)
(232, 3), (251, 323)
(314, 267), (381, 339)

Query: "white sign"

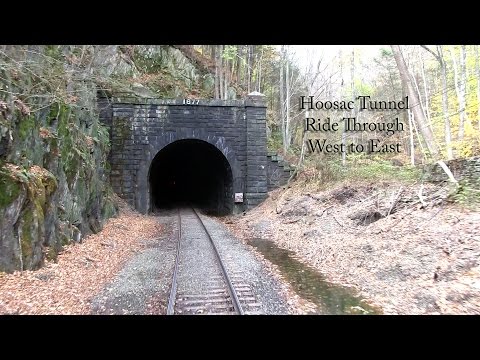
(183, 99), (200, 105)
(234, 193), (244, 203)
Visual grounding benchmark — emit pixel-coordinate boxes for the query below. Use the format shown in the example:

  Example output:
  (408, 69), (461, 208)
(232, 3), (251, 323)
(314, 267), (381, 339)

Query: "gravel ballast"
(91, 208), (296, 315)
(199, 211), (290, 314)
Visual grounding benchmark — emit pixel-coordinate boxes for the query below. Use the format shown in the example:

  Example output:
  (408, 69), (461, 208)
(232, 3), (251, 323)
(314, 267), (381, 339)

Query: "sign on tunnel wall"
(235, 193), (244, 203)
(98, 93), (269, 215)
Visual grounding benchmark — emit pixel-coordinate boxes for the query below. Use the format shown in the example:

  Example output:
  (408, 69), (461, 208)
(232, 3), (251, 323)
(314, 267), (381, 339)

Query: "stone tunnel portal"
(149, 139), (233, 215)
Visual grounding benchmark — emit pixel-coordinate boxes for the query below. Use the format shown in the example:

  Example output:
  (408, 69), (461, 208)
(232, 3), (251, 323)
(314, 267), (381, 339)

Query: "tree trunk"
(476, 45), (480, 131)
(449, 45), (468, 141)
(231, 49), (236, 82)
(257, 46), (263, 92)
(411, 112), (427, 161)
(250, 45), (256, 92)
(419, 51), (431, 123)
(237, 45), (243, 88)
(438, 46), (453, 160)
(285, 48), (291, 151)
(411, 70), (429, 126)
(460, 45), (469, 130)
(391, 45), (439, 157)
(407, 109), (415, 165)
(344, 50), (356, 166)
(247, 45), (252, 93)
(223, 50), (228, 99)
(214, 47), (219, 99)
(218, 45), (224, 100)
(421, 45), (453, 160)
(279, 45), (286, 153)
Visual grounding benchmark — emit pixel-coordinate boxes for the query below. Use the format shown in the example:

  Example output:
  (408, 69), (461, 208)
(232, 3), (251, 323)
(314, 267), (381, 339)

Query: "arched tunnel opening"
(149, 139), (234, 216)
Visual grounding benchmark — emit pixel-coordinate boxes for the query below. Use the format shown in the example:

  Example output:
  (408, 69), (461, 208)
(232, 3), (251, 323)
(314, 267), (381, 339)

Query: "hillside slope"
(0, 45), (215, 272)
(227, 180), (480, 314)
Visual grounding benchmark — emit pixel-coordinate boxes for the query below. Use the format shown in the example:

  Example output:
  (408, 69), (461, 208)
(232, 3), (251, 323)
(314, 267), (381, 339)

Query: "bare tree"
(438, 46), (453, 159)
(214, 47), (219, 99)
(290, 49), (328, 178)
(476, 45), (480, 131)
(419, 50), (431, 123)
(421, 45), (453, 160)
(218, 45), (224, 100)
(247, 45), (252, 93)
(411, 64), (430, 128)
(285, 48), (291, 151)
(391, 45), (439, 157)
(279, 45), (286, 153)
(449, 45), (468, 141)
(408, 109), (415, 165)
(223, 46), (228, 100)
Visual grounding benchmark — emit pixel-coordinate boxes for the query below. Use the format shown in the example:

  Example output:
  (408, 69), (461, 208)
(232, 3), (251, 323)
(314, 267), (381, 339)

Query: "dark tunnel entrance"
(149, 139), (234, 215)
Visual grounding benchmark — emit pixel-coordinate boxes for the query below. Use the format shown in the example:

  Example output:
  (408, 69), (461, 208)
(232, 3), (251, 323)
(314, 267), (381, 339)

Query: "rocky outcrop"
(0, 47), (118, 272)
(0, 45), (228, 272)
(0, 96), (117, 272)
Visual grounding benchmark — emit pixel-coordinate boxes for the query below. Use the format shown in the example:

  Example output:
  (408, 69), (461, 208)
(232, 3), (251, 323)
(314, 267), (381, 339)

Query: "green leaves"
(222, 46), (238, 61)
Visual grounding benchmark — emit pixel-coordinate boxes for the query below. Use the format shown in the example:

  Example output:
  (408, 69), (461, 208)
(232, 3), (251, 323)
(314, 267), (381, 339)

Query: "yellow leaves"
(450, 132), (480, 158)
(464, 120), (478, 137)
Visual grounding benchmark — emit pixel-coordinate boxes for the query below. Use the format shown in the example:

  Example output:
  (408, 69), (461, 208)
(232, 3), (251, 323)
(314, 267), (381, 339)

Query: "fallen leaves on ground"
(0, 199), (162, 315)
(225, 181), (480, 315)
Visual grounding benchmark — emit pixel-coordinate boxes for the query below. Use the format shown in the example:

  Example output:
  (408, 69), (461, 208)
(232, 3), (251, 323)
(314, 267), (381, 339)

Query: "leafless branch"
(419, 45), (442, 63)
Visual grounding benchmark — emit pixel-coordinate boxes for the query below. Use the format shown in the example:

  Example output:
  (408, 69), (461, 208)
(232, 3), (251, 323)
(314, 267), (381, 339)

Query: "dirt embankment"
(226, 181), (480, 314)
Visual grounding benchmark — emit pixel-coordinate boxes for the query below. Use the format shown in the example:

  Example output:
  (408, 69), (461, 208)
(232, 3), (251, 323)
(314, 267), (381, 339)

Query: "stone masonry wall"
(424, 156), (480, 183)
(100, 94), (268, 214)
(266, 153), (294, 191)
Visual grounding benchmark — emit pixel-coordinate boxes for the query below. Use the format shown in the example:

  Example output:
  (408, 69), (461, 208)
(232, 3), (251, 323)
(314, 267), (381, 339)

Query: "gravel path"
(91, 208), (290, 315)
(91, 212), (177, 314)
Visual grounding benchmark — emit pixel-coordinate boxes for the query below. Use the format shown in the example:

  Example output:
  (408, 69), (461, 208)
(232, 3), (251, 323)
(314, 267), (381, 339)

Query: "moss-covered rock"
(0, 167), (21, 207)
(0, 47), (118, 272)
(0, 44), (212, 272)
(0, 164), (58, 270)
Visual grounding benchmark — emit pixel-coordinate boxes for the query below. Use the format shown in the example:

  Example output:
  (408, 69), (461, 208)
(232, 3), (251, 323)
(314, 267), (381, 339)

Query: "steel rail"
(191, 208), (244, 315)
(166, 209), (182, 315)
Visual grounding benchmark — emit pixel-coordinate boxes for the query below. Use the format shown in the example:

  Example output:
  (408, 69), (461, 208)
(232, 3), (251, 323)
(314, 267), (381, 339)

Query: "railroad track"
(166, 207), (261, 315)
